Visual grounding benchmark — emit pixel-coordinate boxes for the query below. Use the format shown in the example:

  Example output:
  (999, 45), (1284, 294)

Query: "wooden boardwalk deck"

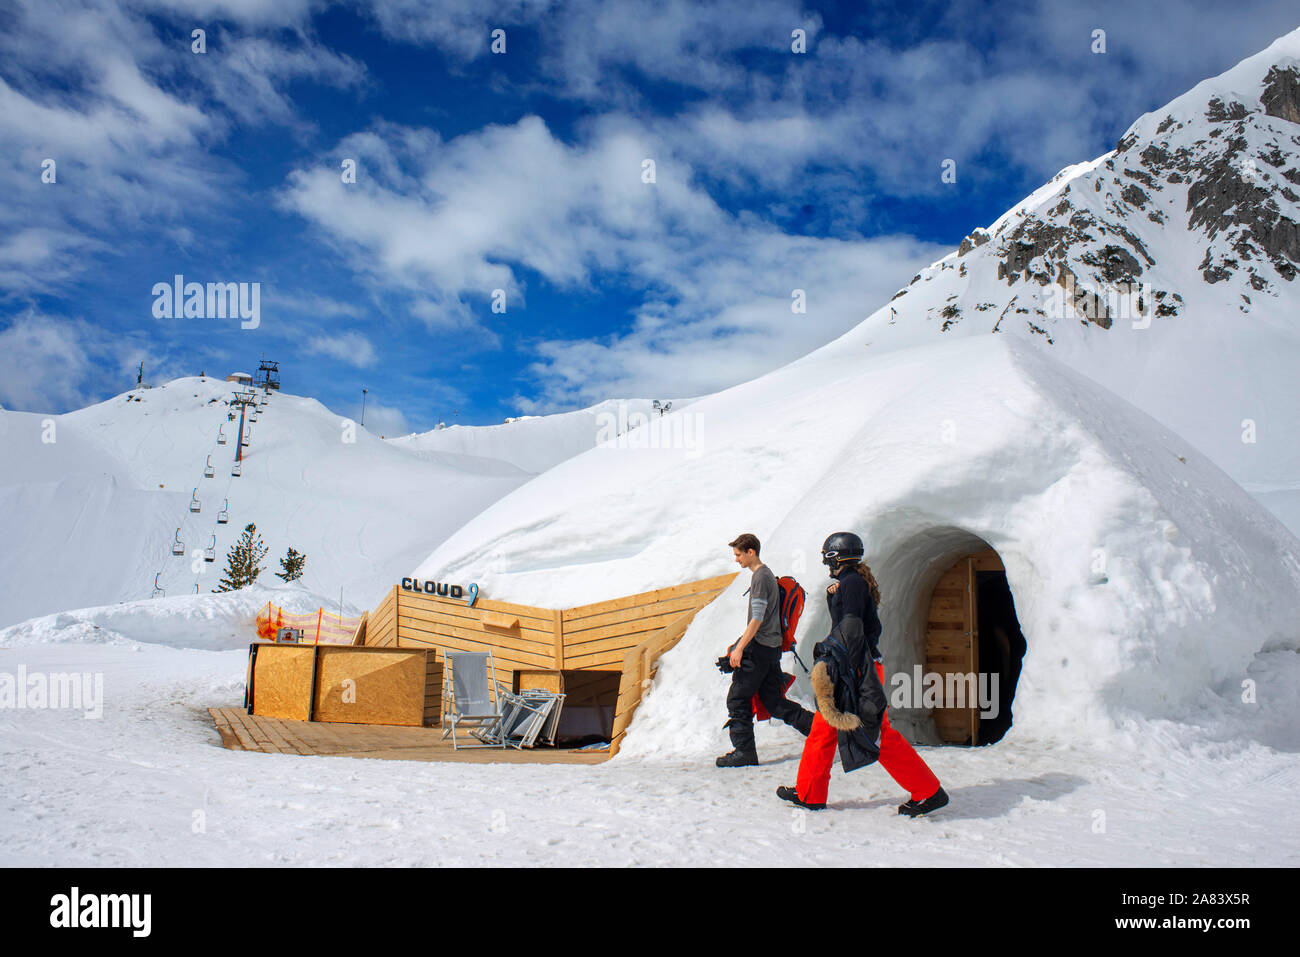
(209, 708), (611, 765)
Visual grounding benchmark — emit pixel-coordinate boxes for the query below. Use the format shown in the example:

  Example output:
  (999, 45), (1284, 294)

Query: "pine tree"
(215, 523), (267, 592)
(276, 547), (307, 582)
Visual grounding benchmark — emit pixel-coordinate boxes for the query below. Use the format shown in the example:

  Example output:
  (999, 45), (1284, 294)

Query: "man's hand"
(729, 644), (744, 668)
(827, 581), (840, 595)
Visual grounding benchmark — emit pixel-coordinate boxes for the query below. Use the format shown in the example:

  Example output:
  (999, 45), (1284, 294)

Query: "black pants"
(726, 642), (814, 751)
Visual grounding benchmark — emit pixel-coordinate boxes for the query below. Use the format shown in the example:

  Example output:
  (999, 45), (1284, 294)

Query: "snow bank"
(0, 583), (361, 652)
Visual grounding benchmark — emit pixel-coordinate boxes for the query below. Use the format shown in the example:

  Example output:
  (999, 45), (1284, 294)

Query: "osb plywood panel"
(313, 647), (437, 727)
(250, 645), (316, 721)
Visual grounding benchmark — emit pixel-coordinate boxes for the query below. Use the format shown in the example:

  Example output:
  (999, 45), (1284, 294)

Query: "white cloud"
(356, 399), (409, 438)
(280, 113), (946, 407)
(0, 311), (195, 411)
(304, 331), (378, 367)
(0, 313), (99, 411)
(0, 0), (365, 289)
(365, 0), (820, 101)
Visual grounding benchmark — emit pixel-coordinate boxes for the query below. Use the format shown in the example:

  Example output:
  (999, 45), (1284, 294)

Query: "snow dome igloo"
(414, 334), (1300, 756)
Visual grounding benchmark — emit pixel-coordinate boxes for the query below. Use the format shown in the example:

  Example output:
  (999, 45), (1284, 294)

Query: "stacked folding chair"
(442, 651), (567, 750)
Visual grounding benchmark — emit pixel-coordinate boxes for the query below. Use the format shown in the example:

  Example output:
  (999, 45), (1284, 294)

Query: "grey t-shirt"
(747, 564), (784, 648)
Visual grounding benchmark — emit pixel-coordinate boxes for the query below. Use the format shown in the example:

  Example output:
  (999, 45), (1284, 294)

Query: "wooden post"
(553, 608), (564, 669)
(394, 585), (402, 647)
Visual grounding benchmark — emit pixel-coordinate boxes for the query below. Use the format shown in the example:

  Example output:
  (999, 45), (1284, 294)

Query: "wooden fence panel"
(362, 572), (738, 752)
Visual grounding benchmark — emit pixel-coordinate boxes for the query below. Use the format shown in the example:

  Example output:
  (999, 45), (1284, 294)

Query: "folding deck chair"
(497, 691), (564, 749)
(515, 689), (566, 748)
(441, 651), (508, 749)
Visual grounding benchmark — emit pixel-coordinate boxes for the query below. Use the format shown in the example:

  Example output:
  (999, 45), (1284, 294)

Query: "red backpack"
(775, 575), (805, 653)
(752, 576), (808, 720)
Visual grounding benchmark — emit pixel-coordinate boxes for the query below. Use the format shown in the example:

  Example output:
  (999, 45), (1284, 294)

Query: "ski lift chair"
(217, 499), (229, 524)
(204, 535), (216, 563)
(171, 529), (184, 556)
(441, 651), (514, 750)
(204, 455), (215, 478)
(189, 488), (201, 513)
(231, 462), (242, 477)
(152, 572), (164, 598)
(217, 426), (227, 445)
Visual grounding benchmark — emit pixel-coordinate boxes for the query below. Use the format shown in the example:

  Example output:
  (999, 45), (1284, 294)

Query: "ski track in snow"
(1, 642), (1296, 867)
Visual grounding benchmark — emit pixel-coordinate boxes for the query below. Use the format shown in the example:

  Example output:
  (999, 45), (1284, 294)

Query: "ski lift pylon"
(172, 529), (184, 556)
(189, 488), (201, 513)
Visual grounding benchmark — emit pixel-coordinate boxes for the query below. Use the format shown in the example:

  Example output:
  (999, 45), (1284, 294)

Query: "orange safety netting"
(255, 602), (363, 645)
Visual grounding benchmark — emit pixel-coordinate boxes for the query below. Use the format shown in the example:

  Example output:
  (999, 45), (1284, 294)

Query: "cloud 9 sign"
(401, 578), (479, 607)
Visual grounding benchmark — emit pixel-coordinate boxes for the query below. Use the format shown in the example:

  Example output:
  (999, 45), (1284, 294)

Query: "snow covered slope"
(389, 398), (683, 474)
(803, 28), (1300, 535)
(414, 334), (1300, 753)
(0, 376), (531, 628)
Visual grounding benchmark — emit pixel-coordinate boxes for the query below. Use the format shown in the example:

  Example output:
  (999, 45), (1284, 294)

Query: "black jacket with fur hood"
(810, 613), (887, 773)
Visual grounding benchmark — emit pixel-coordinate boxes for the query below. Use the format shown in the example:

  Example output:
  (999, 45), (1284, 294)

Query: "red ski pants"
(795, 662), (941, 806)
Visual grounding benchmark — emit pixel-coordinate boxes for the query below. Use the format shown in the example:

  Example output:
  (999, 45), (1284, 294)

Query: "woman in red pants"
(778, 532), (949, 815)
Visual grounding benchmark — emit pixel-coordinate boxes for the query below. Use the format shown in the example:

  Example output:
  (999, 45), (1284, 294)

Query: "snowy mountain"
(0, 377), (536, 628)
(389, 398), (687, 474)
(805, 29), (1300, 535)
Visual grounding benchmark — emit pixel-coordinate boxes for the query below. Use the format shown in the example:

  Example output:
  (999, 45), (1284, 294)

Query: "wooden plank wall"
(609, 609), (699, 755)
(559, 573), (735, 672)
(367, 572), (738, 745)
(395, 592), (559, 694)
(367, 587), (398, 648)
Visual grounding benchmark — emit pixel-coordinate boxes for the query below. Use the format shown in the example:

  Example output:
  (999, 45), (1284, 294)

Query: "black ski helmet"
(821, 531), (864, 567)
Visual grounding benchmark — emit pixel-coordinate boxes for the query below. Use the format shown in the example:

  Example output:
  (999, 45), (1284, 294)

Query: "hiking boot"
(898, 786), (949, 817)
(776, 786), (825, 811)
(715, 749), (759, 768)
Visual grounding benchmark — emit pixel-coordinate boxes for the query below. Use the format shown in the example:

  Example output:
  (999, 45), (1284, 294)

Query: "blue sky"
(2, 0), (1297, 435)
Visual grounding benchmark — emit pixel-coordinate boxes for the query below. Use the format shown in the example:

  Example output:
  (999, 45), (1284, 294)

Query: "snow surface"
(389, 398), (688, 474)
(2, 627), (1297, 866)
(4, 31), (1300, 868)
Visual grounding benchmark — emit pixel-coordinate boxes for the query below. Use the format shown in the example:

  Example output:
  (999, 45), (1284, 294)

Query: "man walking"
(717, 533), (815, 767)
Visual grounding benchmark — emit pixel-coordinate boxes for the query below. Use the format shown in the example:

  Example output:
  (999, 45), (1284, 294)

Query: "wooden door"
(924, 548), (1001, 744)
